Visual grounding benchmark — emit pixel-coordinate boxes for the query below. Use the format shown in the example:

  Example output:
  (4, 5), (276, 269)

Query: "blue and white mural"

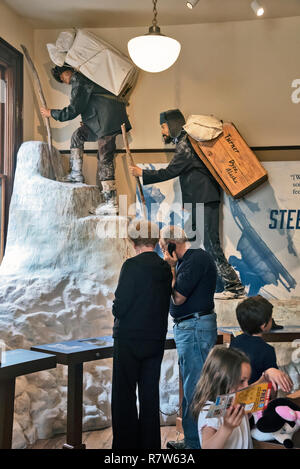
(136, 163), (183, 257)
(136, 161), (300, 299)
(223, 161), (299, 299)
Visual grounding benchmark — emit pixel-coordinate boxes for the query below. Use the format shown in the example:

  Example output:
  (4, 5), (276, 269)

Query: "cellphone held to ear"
(168, 243), (176, 256)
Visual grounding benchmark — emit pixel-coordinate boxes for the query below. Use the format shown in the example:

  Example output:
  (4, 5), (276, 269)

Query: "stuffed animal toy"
(251, 398), (300, 448)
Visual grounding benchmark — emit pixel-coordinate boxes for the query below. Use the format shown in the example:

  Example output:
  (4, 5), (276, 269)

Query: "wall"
(0, 1), (35, 141)
(33, 16), (300, 202)
(0, 10), (299, 448)
(34, 16), (300, 149)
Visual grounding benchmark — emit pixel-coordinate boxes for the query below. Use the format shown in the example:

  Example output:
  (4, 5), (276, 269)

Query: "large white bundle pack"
(47, 30), (76, 66)
(183, 115), (223, 142)
(65, 29), (138, 98)
(47, 43), (66, 67)
(56, 31), (76, 52)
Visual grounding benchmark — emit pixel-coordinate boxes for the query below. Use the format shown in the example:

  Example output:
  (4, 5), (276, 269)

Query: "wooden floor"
(29, 392), (300, 450)
(29, 426), (182, 450)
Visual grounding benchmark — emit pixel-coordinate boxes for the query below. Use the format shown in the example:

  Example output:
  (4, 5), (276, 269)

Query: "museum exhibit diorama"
(0, 0), (299, 452)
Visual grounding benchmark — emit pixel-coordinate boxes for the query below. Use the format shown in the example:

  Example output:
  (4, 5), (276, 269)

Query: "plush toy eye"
(280, 422), (295, 433)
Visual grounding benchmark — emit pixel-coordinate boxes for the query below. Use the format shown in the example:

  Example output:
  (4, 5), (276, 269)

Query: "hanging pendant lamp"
(128, 0), (181, 73)
(251, 0), (264, 16)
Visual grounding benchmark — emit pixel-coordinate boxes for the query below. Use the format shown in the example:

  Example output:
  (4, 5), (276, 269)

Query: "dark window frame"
(0, 37), (23, 253)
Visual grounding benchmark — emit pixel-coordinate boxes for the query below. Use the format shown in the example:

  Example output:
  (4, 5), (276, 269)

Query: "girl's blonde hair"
(191, 345), (250, 419)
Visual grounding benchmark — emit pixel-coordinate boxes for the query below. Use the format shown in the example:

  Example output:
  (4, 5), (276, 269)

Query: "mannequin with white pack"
(130, 109), (246, 300)
(41, 65), (131, 215)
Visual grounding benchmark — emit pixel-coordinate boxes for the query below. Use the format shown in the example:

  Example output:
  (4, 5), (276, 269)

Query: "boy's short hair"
(127, 219), (160, 248)
(236, 295), (273, 335)
(51, 65), (74, 83)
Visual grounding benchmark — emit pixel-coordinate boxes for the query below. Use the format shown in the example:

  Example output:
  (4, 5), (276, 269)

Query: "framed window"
(0, 38), (23, 257)
(0, 174), (5, 262)
(0, 64), (6, 175)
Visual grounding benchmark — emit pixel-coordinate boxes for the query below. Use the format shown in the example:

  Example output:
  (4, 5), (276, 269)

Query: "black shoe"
(166, 440), (189, 450)
(270, 318), (284, 330)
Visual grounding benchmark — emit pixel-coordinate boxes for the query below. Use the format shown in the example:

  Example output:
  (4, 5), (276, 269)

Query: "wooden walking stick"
(121, 123), (147, 218)
(20, 44), (57, 179)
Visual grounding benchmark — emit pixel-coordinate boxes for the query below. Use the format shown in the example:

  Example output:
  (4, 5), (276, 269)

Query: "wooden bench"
(218, 326), (300, 345)
(0, 349), (56, 449)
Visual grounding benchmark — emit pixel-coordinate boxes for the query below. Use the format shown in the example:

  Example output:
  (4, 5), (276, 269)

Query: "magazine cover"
(206, 381), (272, 418)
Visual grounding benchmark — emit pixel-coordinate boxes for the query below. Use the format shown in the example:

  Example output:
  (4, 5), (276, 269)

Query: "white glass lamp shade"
(251, 0), (264, 16)
(187, 0), (200, 9)
(128, 34), (181, 73)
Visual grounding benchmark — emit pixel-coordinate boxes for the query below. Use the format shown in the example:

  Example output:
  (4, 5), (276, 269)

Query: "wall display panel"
(135, 158), (300, 299)
(223, 160), (300, 299)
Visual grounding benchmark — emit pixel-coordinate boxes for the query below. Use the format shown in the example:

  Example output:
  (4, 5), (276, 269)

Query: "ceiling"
(3, 0), (300, 29)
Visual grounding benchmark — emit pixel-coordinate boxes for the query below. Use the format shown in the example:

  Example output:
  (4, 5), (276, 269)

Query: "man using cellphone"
(159, 225), (218, 450)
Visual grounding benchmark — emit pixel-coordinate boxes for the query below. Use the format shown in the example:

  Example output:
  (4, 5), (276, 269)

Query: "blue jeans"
(173, 313), (217, 449)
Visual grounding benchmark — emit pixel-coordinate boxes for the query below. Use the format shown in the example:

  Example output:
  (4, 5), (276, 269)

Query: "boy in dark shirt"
(230, 295), (292, 393)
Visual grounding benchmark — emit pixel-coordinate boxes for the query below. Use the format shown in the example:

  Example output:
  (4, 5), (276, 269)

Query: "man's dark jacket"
(51, 72), (131, 138)
(143, 133), (220, 204)
(112, 252), (172, 340)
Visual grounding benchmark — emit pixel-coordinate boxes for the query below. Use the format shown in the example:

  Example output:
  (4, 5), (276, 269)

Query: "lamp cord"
(152, 0), (158, 28)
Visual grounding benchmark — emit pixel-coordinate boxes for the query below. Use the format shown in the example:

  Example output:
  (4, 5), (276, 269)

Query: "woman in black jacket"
(111, 220), (172, 450)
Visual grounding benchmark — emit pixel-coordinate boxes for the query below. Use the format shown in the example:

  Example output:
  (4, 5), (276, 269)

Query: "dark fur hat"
(160, 109), (185, 139)
(51, 65), (74, 83)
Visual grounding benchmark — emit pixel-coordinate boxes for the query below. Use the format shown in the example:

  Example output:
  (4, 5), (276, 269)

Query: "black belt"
(173, 310), (214, 324)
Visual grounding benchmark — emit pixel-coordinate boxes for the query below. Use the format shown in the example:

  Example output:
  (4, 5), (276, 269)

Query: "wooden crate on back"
(188, 122), (268, 199)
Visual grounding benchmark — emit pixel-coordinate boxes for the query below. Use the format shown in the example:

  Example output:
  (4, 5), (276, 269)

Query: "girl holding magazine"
(191, 346), (253, 449)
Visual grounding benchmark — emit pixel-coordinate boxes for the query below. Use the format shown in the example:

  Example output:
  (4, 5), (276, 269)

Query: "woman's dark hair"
(236, 295), (273, 335)
(51, 65), (74, 83)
